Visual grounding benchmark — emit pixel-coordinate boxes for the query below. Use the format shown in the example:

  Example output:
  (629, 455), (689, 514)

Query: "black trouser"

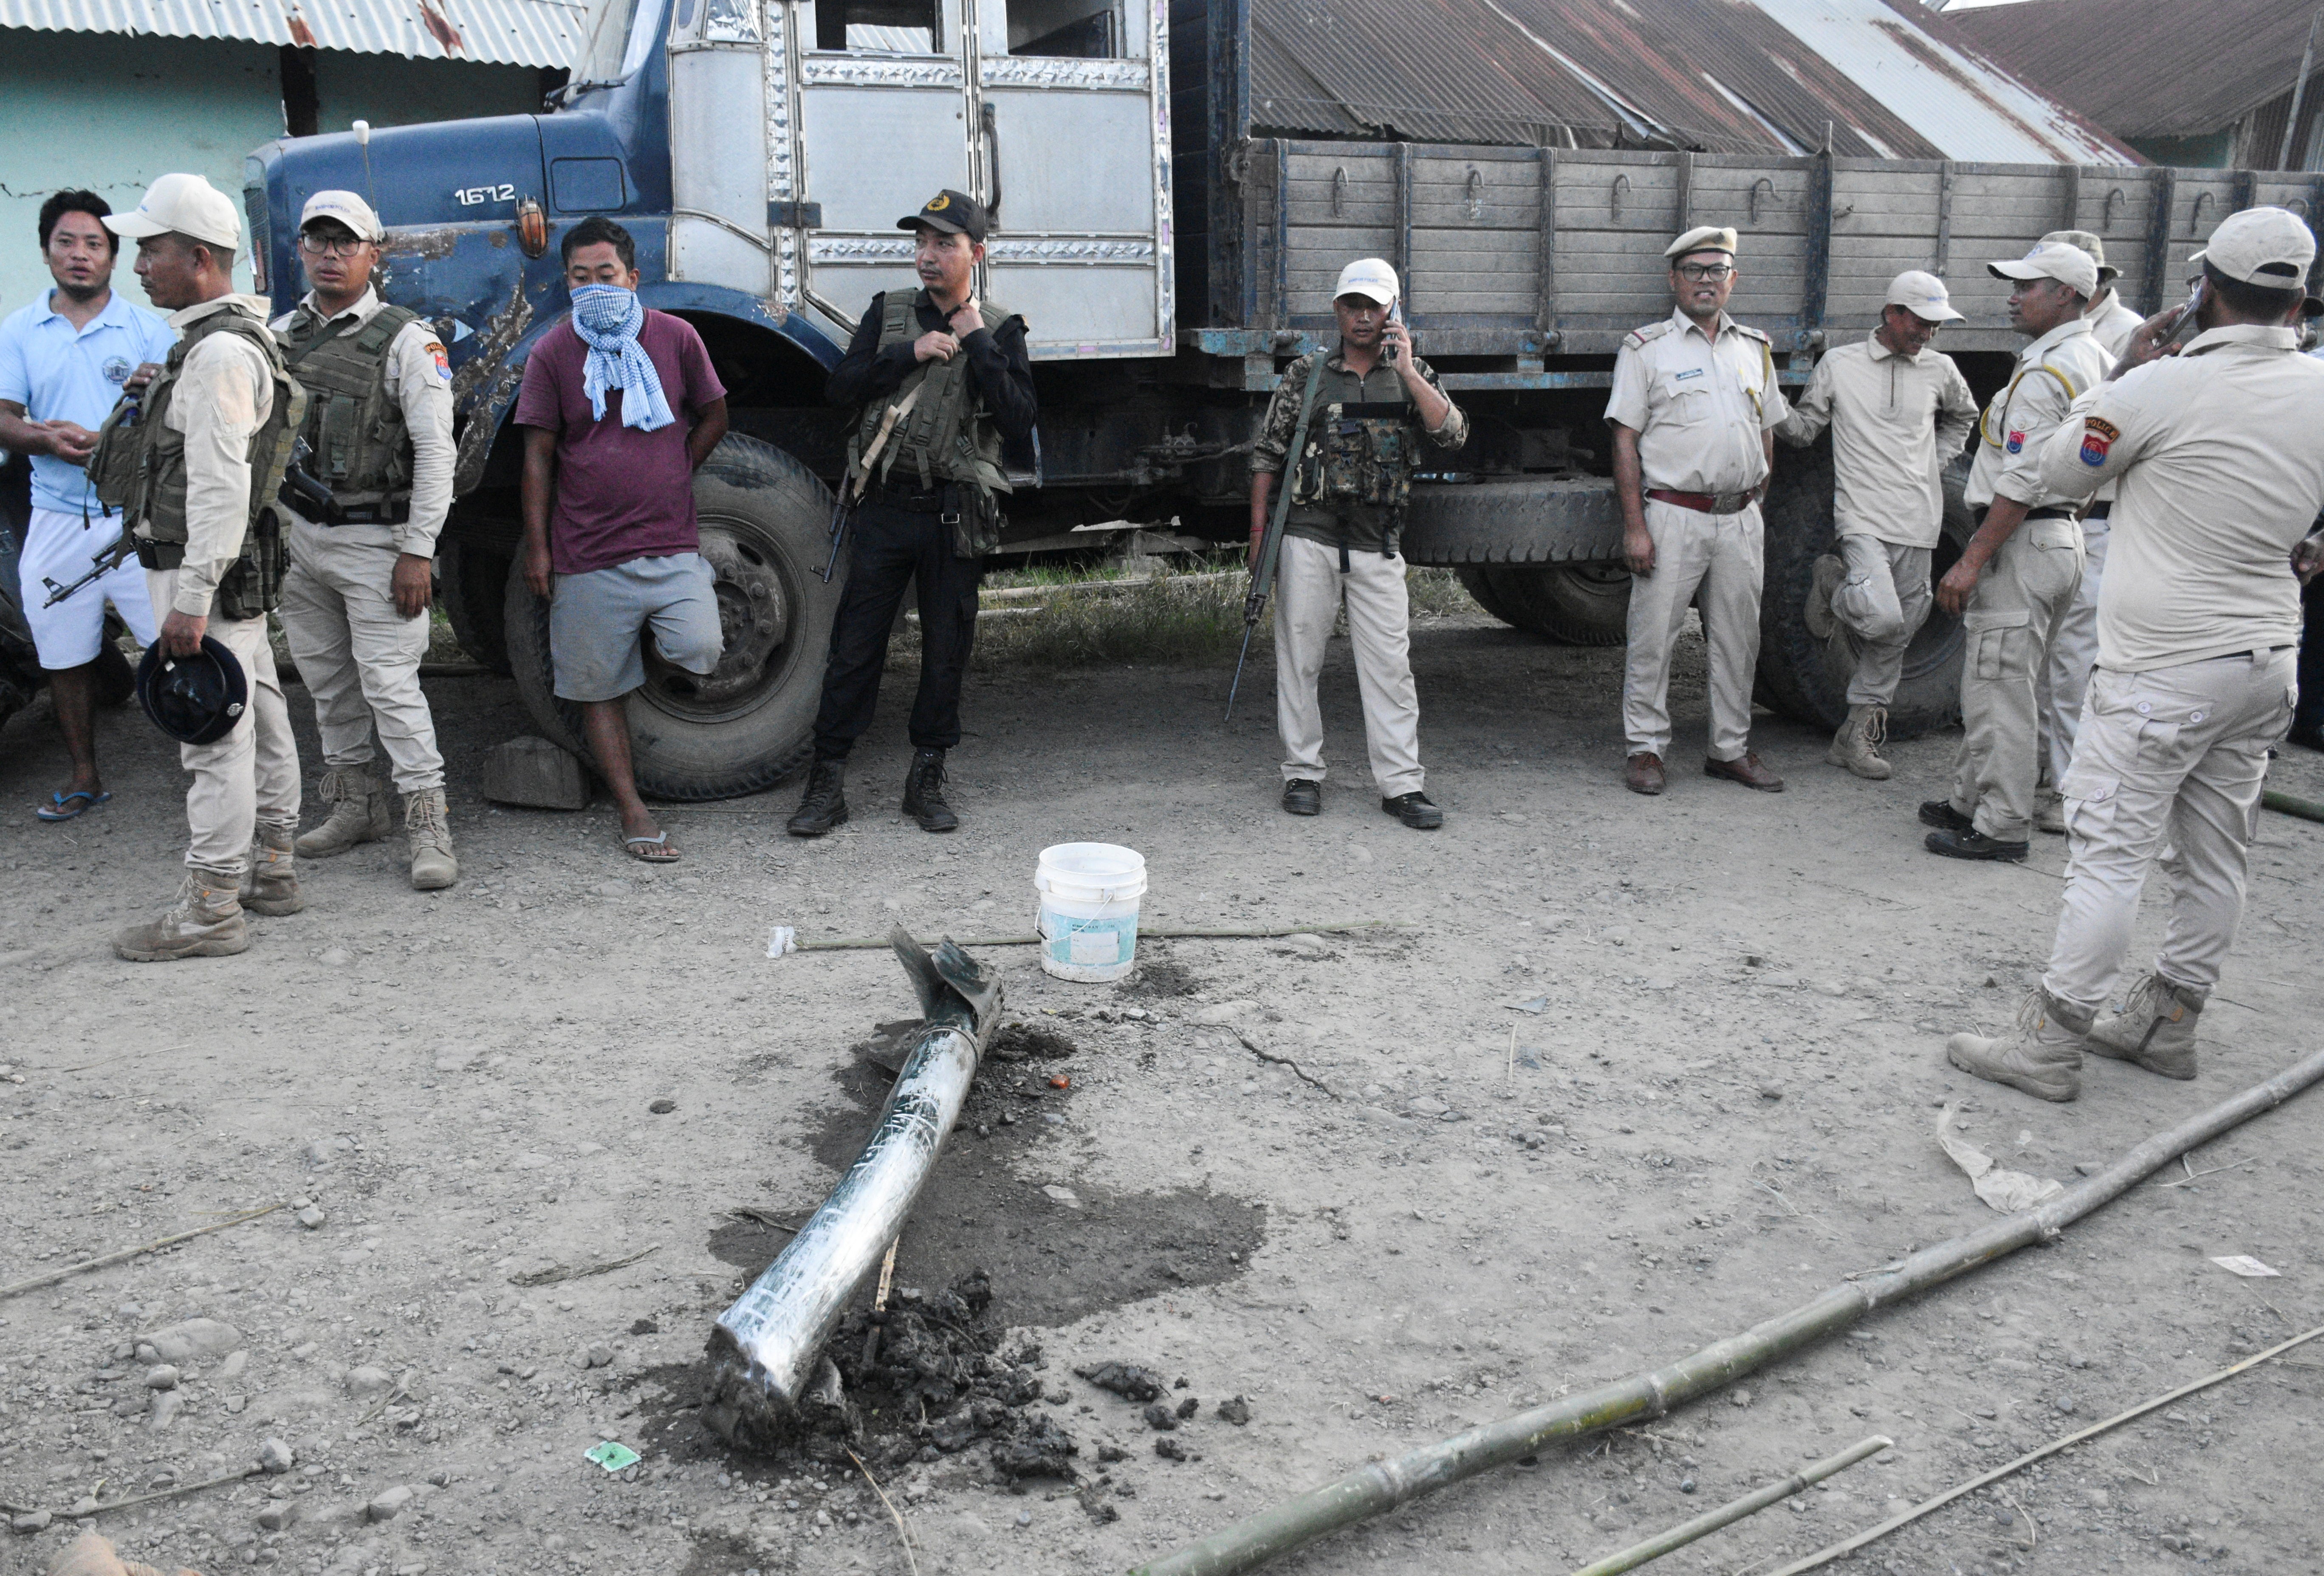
(810, 500), (981, 760)
(2295, 568), (2324, 741)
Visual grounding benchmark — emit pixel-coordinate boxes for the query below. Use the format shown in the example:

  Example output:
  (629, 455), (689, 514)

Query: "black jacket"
(824, 290), (1038, 442)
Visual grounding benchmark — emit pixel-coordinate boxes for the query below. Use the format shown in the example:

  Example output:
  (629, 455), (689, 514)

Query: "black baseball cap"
(898, 189), (989, 243)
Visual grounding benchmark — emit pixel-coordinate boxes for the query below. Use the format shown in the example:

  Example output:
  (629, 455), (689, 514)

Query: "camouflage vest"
(848, 290), (1015, 556)
(1287, 357), (1418, 517)
(278, 300), (419, 519)
(88, 303), (307, 619)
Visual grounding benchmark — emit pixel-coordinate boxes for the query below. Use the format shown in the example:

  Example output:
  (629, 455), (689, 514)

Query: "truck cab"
(247, 0), (1178, 798)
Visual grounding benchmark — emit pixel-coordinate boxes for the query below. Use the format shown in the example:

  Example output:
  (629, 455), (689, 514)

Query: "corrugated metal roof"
(1250, 0), (2140, 163)
(1948, 0), (2317, 139)
(0, 0), (592, 68)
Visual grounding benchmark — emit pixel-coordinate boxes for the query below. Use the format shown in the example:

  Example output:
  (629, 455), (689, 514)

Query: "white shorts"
(17, 506), (157, 669)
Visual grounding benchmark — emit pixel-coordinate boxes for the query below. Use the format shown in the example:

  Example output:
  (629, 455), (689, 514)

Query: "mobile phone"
(1385, 299), (1404, 364)
(2169, 277), (2204, 342)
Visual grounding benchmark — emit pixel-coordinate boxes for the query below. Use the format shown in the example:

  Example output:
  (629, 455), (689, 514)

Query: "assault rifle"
(42, 438), (334, 607)
(1224, 356), (1326, 723)
(821, 385), (924, 583)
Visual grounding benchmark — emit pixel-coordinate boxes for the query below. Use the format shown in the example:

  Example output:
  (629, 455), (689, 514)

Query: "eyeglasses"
(1675, 263), (1734, 282)
(298, 233), (372, 258)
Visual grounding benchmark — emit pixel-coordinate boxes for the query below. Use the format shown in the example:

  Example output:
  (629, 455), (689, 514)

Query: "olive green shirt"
(1250, 347), (1467, 553)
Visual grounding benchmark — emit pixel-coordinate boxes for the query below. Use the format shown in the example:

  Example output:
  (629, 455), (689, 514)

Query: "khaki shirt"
(2036, 323), (2324, 672)
(2086, 290), (2144, 360)
(1605, 307), (1788, 494)
(272, 287), (458, 557)
(1777, 337), (1977, 548)
(158, 295), (275, 618)
(1964, 317), (2111, 513)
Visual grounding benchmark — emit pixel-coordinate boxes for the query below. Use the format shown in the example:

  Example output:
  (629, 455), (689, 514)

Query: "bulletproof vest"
(849, 291), (1015, 555)
(1288, 359), (1418, 516)
(278, 301), (420, 518)
(88, 303), (308, 620)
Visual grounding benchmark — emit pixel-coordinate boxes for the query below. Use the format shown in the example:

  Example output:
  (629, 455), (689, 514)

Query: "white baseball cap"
(300, 190), (384, 244)
(1988, 241), (2098, 299)
(1333, 257), (1400, 305)
(2188, 206), (2316, 291)
(104, 172), (241, 253)
(1885, 269), (1963, 323)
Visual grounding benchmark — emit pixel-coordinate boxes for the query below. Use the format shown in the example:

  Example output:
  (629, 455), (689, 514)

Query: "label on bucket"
(1070, 929), (1123, 966)
(1041, 911), (1136, 970)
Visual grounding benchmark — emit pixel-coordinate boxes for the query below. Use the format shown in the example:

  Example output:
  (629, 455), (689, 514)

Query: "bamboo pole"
(2262, 787), (2324, 824)
(1129, 1046), (2324, 1576)
(1571, 1435), (1890, 1576)
(794, 920), (1410, 952)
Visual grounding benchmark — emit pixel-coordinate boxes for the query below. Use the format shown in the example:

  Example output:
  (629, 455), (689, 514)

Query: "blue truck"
(241, 0), (2301, 796)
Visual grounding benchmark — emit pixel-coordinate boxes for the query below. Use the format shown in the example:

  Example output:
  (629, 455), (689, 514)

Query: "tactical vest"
(88, 303), (307, 620)
(278, 301), (420, 522)
(1284, 356), (1422, 549)
(848, 291), (1016, 557)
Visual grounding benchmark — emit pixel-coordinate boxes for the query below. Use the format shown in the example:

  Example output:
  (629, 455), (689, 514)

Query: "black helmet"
(136, 636), (250, 745)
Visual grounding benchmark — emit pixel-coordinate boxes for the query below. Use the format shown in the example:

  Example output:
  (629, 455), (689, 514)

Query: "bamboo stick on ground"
(1765, 1320), (2324, 1574)
(0, 1203), (284, 1301)
(1129, 1045), (2324, 1576)
(2261, 787), (2324, 824)
(794, 920), (1411, 952)
(1570, 1435), (1890, 1576)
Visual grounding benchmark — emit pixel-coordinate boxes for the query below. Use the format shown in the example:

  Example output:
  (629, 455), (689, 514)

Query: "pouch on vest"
(1293, 401), (1415, 511)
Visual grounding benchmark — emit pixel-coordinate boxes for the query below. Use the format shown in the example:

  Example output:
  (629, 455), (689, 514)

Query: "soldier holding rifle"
(1245, 258), (1465, 830)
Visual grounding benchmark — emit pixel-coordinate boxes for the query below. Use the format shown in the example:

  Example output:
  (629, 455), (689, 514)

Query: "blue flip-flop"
(37, 789), (110, 822)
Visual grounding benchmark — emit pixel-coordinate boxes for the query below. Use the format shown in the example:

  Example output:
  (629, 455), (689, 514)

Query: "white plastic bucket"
(1034, 843), (1147, 983)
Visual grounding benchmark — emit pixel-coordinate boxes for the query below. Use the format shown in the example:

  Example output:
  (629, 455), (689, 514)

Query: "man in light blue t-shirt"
(0, 189), (176, 821)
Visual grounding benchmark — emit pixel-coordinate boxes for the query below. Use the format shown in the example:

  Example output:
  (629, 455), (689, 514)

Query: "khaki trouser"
(1275, 533), (1425, 797)
(2038, 516), (2110, 788)
(1947, 517), (2084, 841)
(146, 567), (300, 876)
(1623, 497), (1762, 761)
(277, 517), (445, 794)
(1833, 534), (1933, 709)
(2042, 650), (2296, 1012)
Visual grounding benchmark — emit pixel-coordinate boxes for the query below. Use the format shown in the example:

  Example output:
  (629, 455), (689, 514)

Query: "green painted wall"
(0, 28), (542, 315)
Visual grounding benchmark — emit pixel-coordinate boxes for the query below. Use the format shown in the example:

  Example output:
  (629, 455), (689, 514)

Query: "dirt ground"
(3, 605), (2322, 1576)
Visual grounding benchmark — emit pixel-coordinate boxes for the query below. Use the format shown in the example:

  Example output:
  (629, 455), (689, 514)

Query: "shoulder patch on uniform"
(424, 341), (451, 381)
(2005, 430), (2026, 454)
(1730, 322), (1771, 342)
(2079, 415), (2118, 466)
(1623, 321), (1678, 348)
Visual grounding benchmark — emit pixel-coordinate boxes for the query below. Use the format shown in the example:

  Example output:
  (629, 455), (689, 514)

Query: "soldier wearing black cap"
(788, 189), (1036, 836)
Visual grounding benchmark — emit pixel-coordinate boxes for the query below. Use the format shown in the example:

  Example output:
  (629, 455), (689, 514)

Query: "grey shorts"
(549, 552), (723, 702)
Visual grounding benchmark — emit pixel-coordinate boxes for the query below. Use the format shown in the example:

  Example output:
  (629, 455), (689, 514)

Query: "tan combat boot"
(404, 787), (458, 890)
(240, 816), (306, 915)
(1946, 988), (2092, 1103)
(113, 866), (248, 962)
(296, 766), (392, 858)
(1827, 704), (1892, 780)
(2085, 972), (2204, 1079)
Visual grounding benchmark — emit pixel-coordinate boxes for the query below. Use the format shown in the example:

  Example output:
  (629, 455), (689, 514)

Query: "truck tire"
(502, 434), (843, 799)
(1754, 437), (1971, 740)
(1453, 566), (1521, 624)
(439, 537), (515, 676)
(1474, 563), (1631, 645)
(92, 637), (138, 707)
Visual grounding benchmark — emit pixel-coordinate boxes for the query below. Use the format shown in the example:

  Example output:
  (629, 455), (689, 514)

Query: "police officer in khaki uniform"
(272, 191), (460, 890)
(1919, 240), (2112, 860)
(94, 174), (306, 960)
(2032, 229), (2142, 832)
(1777, 269), (1978, 779)
(1249, 257), (1467, 829)
(1606, 225), (1789, 796)
(1947, 207), (2324, 1102)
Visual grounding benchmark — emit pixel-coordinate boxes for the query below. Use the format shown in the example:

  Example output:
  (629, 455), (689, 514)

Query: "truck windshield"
(618, 0), (667, 78)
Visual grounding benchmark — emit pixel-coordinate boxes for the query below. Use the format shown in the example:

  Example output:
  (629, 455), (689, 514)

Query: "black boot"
(786, 758), (849, 837)
(901, 748), (959, 833)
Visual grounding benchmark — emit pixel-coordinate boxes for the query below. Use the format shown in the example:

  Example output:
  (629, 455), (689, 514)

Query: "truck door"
(973, 0), (1172, 356)
(794, 0), (982, 332)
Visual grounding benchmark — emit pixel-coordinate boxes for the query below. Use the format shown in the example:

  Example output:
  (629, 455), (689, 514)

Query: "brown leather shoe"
(1705, 752), (1785, 792)
(1624, 752), (1666, 796)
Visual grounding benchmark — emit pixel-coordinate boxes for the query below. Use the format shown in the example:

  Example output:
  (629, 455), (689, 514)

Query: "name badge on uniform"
(1673, 367), (1704, 382)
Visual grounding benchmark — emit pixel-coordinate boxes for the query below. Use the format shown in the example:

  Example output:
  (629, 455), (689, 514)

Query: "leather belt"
(1646, 487), (1755, 515)
(2023, 507), (2076, 522)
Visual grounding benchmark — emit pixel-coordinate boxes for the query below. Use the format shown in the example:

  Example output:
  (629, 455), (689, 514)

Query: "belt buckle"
(940, 508), (962, 526)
